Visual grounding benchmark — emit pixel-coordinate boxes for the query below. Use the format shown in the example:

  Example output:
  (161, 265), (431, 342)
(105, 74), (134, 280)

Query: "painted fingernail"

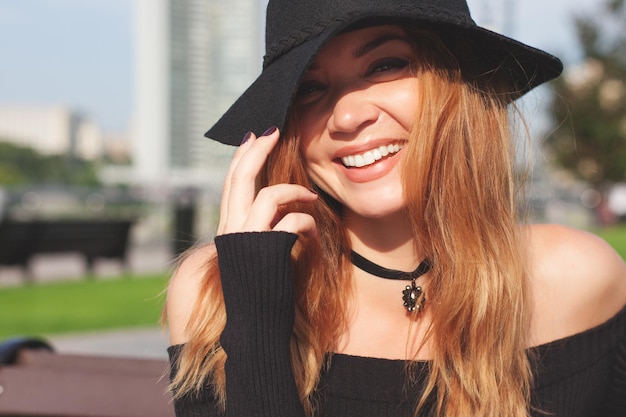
(262, 126), (277, 137)
(241, 131), (252, 144)
(308, 188), (318, 195)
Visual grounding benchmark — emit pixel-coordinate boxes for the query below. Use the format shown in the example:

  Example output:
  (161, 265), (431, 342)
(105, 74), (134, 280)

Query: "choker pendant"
(350, 250), (431, 313)
(402, 280), (426, 313)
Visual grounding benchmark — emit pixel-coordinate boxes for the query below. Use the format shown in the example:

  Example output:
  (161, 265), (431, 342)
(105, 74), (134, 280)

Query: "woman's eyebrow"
(353, 33), (409, 58)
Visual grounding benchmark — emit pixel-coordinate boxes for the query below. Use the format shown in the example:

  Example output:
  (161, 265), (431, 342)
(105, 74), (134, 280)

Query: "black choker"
(350, 250), (431, 313)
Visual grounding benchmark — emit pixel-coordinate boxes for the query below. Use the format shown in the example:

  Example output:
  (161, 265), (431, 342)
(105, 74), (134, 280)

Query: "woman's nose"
(327, 87), (380, 135)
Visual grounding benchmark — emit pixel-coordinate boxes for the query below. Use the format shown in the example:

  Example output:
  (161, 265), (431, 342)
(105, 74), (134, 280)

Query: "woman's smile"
(334, 140), (405, 184)
(339, 142), (403, 168)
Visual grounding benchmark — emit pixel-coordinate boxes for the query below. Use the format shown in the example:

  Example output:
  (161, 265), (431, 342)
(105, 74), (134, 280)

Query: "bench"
(0, 219), (134, 278)
(0, 337), (175, 417)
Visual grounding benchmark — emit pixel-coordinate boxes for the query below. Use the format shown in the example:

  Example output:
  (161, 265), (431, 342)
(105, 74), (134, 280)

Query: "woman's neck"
(345, 209), (421, 271)
(339, 210), (433, 360)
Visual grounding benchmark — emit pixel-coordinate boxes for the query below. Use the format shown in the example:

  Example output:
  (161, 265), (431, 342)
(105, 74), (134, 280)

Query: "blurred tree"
(545, 0), (626, 222)
(0, 141), (101, 187)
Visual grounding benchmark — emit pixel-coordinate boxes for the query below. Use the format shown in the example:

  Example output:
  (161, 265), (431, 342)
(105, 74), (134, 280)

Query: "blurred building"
(131, 0), (264, 188)
(0, 105), (102, 160)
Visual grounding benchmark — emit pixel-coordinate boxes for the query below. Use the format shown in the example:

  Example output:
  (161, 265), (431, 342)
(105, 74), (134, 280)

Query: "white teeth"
(363, 151), (375, 165)
(341, 144), (402, 168)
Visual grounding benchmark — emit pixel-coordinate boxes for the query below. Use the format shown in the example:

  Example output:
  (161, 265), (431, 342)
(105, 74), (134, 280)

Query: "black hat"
(206, 0), (563, 146)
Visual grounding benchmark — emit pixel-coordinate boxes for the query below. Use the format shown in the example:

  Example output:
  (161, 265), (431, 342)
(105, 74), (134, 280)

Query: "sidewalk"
(47, 327), (170, 360)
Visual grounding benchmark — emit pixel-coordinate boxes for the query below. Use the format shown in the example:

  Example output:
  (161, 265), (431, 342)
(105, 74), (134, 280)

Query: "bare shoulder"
(525, 223), (626, 345)
(166, 243), (217, 345)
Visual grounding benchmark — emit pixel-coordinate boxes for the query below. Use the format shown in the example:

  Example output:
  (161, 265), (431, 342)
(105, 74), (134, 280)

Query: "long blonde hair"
(167, 27), (532, 417)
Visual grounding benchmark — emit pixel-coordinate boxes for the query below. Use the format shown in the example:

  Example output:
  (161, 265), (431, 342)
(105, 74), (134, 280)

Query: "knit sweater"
(168, 232), (626, 417)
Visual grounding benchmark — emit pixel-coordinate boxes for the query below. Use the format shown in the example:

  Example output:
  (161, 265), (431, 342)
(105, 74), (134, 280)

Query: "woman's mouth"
(340, 143), (402, 168)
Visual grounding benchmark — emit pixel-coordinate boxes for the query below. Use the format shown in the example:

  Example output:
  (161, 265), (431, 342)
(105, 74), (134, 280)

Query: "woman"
(166, 1), (626, 416)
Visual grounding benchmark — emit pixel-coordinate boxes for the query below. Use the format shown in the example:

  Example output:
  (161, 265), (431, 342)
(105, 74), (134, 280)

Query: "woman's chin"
(341, 193), (407, 220)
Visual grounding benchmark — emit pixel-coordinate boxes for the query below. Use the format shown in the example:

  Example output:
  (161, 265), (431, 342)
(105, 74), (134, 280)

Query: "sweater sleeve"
(214, 231), (306, 417)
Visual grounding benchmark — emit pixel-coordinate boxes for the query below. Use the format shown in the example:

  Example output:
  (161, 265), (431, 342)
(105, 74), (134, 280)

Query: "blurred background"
(0, 0), (624, 358)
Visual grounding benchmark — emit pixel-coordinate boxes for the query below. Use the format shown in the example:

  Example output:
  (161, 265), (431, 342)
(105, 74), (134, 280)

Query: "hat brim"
(206, 15), (562, 146)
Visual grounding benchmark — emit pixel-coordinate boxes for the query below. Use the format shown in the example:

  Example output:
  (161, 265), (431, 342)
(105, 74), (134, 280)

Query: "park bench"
(0, 337), (175, 417)
(0, 219), (134, 279)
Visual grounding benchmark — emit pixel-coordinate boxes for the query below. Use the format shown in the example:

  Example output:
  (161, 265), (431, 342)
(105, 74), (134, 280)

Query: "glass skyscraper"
(133, 0), (263, 187)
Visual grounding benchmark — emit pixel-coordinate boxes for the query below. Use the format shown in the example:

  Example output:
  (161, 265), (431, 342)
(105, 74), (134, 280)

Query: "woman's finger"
(273, 212), (318, 237)
(217, 131), (257, 234)
(236, 184), (317, 233)
(220, 127), (282, 234)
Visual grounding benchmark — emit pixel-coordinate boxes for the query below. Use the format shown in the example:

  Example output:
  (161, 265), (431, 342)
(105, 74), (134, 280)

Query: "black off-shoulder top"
(168, 232), (626, 417)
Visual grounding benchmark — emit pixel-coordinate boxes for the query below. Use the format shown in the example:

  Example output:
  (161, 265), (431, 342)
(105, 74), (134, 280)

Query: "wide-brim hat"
(206, 0), (563, 146)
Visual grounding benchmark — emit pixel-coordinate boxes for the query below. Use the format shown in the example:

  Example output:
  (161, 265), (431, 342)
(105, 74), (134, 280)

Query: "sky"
(0, 0), (601, 134)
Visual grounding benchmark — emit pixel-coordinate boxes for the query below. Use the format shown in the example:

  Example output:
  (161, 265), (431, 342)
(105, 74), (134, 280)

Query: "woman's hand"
(217, 127), (318, 237)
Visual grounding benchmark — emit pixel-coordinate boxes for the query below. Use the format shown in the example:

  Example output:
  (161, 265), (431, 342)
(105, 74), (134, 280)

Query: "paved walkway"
(47, 327), (170, 360)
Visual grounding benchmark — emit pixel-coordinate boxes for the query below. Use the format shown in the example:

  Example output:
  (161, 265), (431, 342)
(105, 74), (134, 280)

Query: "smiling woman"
(163, 1), (626, 417)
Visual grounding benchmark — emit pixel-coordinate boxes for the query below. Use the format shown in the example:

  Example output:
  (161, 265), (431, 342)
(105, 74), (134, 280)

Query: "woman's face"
(295, 25), (420, 219)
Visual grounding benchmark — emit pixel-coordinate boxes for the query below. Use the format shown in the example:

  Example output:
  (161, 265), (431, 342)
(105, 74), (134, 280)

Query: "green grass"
(0, 274), (169, 340)
(595, 224), (626, 260)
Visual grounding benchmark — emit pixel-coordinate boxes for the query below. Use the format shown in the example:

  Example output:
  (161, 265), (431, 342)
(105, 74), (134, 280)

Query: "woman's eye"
(295, 81), (326, 101)
(366, 58), (410, 77)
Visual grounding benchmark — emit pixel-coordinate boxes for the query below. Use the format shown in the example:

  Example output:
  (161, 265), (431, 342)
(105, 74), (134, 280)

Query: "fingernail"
(241, 131), (252, 144)
(262, 126), (277, 137)
(308, 188), (318, 195)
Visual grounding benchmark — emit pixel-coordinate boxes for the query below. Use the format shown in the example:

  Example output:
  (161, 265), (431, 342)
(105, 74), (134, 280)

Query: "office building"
(132, 0), (263, 188)
(0, 105), (102, 160)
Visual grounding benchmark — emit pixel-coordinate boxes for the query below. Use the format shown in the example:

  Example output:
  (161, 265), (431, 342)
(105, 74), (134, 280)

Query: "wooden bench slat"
(0, 365), (174, 417)
(16, 350), (168, 377)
